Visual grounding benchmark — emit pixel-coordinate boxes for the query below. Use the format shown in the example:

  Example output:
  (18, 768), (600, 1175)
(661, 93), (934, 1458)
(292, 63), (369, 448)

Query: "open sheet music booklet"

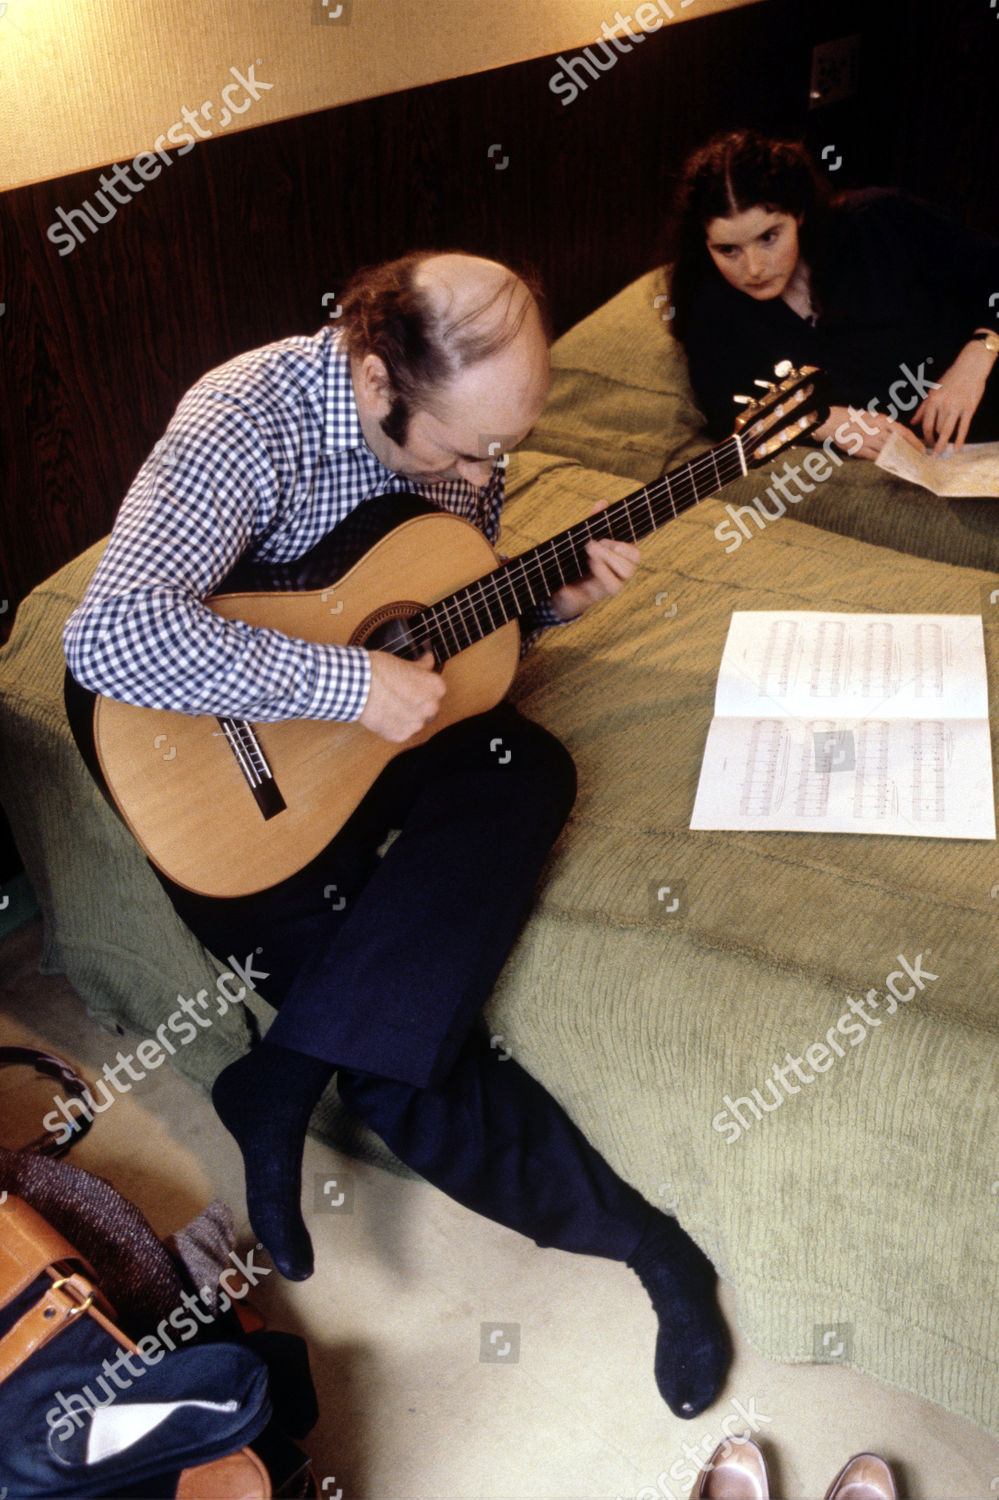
(690, 612), (996, 839)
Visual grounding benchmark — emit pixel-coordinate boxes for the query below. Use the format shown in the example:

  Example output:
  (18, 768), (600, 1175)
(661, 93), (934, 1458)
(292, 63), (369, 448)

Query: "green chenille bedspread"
(2, 269), (998, 1436)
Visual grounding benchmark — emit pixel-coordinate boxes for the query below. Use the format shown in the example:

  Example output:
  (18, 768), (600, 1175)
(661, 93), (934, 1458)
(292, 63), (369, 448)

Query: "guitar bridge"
(216, 717), (287, 820)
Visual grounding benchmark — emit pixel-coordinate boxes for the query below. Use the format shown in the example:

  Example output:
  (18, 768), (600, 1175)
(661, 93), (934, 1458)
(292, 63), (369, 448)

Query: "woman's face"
(704, 207), (803, 299)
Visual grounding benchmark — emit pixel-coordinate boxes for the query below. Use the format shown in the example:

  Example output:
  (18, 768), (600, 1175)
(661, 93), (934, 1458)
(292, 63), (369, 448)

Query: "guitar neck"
(414, 433), (747, 663)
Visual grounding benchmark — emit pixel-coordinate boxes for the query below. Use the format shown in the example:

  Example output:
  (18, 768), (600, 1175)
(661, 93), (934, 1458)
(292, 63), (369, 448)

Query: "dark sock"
(211, 1041), (335, 1281)
(626, 1211), (729, 1419)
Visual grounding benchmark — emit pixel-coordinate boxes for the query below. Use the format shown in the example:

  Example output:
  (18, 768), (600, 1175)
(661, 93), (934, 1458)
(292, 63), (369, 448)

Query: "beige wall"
(2, 0), (764, 193)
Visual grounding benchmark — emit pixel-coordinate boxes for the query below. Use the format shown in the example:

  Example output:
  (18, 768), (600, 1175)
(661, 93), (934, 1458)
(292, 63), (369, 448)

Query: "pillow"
(527, 267), (709, 484)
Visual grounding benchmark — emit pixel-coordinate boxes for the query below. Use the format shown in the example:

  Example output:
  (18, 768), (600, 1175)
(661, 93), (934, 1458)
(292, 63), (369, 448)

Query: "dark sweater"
(680, 189), (999, 441)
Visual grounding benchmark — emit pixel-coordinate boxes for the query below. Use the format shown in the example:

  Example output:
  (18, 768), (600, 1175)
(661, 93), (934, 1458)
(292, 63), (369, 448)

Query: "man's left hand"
(548, 500), (640, 622)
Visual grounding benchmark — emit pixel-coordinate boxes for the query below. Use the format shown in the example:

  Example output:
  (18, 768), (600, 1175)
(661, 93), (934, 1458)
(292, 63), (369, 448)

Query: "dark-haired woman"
(667, 129), (999, 459)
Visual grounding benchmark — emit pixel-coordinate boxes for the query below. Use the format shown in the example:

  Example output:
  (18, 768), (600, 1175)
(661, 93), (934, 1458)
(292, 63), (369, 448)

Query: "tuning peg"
(774, 359), (793, 378)
(733, 394), (753, 405)
(754, 378), (775, 390)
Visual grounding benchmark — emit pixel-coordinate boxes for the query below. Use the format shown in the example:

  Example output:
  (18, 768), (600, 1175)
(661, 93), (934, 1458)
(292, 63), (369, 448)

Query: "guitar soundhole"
(357, 608), (437, 664)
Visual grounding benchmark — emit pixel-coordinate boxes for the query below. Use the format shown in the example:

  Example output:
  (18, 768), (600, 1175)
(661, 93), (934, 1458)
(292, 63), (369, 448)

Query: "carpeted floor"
(2, 911), (997, 1500)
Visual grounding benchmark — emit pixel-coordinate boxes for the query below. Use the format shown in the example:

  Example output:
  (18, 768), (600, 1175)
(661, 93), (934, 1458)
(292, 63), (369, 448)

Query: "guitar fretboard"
(404, 434), (747, 662)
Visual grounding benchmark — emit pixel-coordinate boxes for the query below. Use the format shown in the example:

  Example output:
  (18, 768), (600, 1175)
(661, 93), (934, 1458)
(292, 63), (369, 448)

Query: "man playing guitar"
(63, 251), (728, 1420)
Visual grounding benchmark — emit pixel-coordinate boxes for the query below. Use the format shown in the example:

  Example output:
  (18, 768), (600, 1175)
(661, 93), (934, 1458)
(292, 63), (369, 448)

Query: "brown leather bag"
(0, 1192), (273, 1496)
(0, 1046), (310, 1497)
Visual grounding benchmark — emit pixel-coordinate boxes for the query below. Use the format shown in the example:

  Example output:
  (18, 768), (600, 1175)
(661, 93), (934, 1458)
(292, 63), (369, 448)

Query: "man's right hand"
(358, 651), (446, 742)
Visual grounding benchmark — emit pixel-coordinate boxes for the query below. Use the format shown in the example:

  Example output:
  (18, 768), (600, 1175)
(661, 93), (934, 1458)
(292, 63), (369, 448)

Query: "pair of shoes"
(689, 1441), (898, 1500)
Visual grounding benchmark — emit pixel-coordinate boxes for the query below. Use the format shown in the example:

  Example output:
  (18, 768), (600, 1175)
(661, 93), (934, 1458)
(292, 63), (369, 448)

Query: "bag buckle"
(48, 1273), (97, 1316)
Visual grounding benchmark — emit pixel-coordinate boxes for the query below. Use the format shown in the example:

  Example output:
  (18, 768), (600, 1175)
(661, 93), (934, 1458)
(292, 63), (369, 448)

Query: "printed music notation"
(690, 612), (995, 839)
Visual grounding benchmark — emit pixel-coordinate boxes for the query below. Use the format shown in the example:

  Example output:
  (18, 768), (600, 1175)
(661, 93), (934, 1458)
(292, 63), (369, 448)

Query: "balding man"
(64, 252), (728, 1419)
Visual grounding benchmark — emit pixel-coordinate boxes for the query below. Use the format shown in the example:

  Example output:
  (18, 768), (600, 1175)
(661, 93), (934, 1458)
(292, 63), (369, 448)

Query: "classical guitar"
(67, 363), (829, 898)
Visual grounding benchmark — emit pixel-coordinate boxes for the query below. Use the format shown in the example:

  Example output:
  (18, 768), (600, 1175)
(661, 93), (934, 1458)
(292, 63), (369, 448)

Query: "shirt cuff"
(519, 598), (578, 654)
(531, 599), (577, 629)
(303, 643), (372, 721)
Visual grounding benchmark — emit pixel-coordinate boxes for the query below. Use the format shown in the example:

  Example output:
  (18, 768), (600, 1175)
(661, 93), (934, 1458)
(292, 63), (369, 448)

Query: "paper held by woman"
(876, 430), (999, 497)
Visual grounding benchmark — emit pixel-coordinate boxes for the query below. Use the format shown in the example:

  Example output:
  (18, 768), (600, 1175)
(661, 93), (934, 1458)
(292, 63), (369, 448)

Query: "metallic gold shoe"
(823, 1453), (898, 1500)
(689, 1436), (770, 1499)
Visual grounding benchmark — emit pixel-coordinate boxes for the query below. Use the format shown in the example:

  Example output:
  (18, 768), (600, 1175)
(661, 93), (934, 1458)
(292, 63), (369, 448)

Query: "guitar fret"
(457, 595), (480, 650)
(450, 605), (474, 654)
(454, 598), (479, 650)
(544, 537), (568, 592)
(497, 573), (522, 618)
(668, 468), (694, 515)
(434, 600), (466, 658)
(472, 573), (506, 632)
(514, 556), (542, 607)
(484, 571), (519, 625)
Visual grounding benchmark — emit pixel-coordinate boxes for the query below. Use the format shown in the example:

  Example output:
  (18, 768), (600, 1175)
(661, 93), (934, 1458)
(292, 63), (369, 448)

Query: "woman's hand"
(912, 340), (995, 454)
(814, 405), (925, 462)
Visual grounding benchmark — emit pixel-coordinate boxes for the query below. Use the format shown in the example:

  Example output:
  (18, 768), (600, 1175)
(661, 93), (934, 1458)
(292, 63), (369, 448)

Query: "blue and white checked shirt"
(64, 328), (563, 723)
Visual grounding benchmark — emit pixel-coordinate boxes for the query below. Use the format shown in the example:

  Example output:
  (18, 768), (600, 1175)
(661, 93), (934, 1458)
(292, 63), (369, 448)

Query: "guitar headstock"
(733, 362), (830, 469)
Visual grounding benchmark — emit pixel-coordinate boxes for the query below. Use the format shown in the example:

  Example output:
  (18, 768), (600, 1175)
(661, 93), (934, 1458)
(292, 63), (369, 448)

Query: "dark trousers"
(156, 702), (653, 1263)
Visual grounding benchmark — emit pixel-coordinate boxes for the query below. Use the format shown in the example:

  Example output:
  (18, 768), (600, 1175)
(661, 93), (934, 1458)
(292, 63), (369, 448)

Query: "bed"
(2, 269), (998, 1436)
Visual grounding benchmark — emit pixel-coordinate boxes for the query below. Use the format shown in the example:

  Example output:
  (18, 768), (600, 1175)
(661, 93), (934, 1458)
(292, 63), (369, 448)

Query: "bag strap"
(0, 1194), (119, 1387)
(0, 1269), (100, 1384)
(0, 1193), (87, 1303)
(0, 1046), (95, 1155)
(0, 1197), (286, 1495)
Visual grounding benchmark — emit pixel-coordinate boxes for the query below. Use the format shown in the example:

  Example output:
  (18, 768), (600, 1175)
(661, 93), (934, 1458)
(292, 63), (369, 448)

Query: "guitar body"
(86, 498), (521, 898)
(68, 364), (828, 902)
